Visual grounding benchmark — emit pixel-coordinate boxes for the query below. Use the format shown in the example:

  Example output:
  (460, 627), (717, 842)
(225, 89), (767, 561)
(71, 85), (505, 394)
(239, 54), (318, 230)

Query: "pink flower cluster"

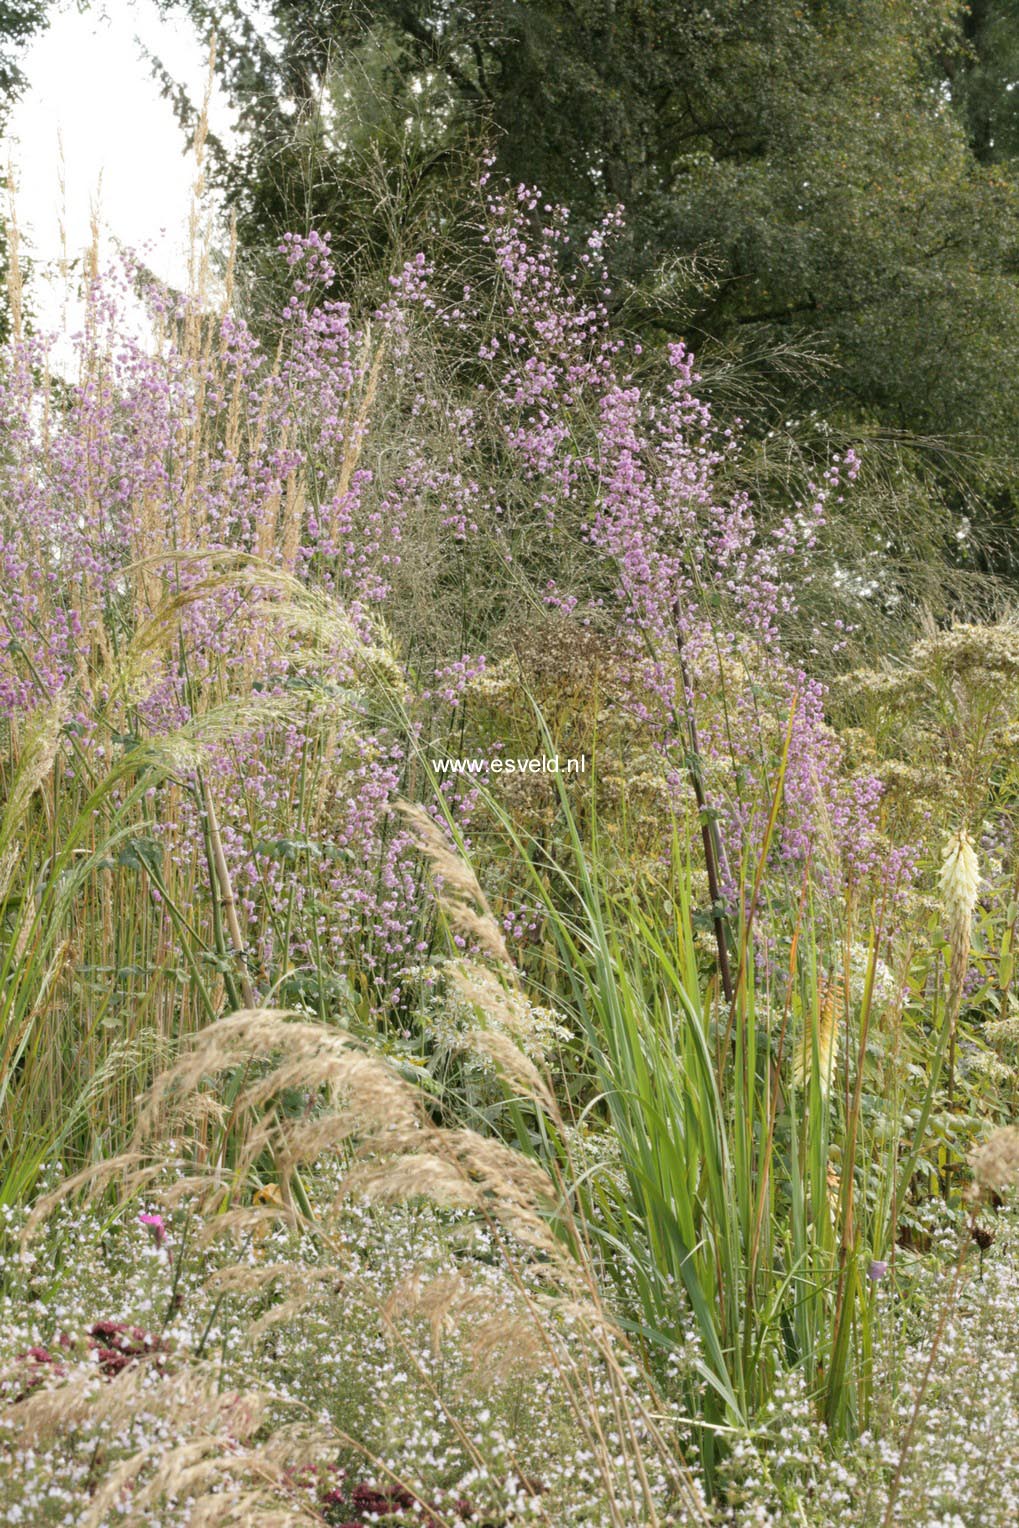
(0, 244), (445, 1007)
(0, 178), (904, 1018)
(402, 179), (889, 897)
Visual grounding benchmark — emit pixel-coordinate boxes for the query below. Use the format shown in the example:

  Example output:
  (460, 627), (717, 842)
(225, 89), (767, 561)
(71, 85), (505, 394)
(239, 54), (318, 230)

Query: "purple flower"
(867, 1259), (888, 1282)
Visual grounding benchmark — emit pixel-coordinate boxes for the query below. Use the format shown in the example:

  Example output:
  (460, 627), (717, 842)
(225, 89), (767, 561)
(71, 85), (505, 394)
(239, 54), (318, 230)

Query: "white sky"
(4, 0), (233, 307)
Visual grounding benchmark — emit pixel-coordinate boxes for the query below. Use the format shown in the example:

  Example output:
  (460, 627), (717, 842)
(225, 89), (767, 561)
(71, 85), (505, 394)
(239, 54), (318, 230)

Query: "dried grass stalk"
(398, 802), (512, 966)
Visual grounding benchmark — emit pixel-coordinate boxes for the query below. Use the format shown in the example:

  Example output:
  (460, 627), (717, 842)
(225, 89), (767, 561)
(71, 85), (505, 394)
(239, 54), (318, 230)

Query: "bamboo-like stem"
(199, 774), (256, 1009)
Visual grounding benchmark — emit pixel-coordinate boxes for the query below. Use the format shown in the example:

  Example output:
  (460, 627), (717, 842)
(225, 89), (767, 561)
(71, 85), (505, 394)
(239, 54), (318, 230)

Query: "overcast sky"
(4, 0), (233, 305)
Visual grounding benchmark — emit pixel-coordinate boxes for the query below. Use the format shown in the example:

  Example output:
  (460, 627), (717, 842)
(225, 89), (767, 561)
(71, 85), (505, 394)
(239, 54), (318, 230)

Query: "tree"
(155, 0), (1019, 595)
(0, 0), (47, 105)
(950, 0), (1019, 163)
(0, 1), (51, 337)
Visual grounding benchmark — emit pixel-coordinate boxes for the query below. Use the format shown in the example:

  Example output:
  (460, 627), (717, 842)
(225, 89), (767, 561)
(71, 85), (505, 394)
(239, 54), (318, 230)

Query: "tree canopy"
(0, 0), (46, 105)
(151, 2), (1019, 592)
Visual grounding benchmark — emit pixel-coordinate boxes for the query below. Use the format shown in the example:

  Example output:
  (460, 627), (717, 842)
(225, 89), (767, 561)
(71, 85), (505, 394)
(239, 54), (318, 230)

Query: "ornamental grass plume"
(19, 1005), (710, 1525)
(793, 975), (844, 1098)
(398, 802), (512, 967)
(1, 695), (64, 839)
(9, 1359), (327, 1528)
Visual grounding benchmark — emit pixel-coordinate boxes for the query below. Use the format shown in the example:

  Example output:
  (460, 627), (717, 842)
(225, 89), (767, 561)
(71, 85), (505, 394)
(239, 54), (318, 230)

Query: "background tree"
(0, 0), (51, 335)
(153, 0), (1019, 623)
(0, 0), (47, 105)
(950, 0), (1019, 162)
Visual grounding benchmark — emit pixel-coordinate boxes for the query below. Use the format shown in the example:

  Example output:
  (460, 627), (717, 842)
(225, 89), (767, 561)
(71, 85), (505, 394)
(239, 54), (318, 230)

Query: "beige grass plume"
(2, 695), (64, 838)
(398, 802), (511, 966)
(397, 811), (568, 1121)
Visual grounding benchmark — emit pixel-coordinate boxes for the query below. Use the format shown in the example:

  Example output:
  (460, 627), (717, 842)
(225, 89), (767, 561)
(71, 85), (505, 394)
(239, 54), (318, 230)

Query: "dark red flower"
(86, 1320), (171, 1377)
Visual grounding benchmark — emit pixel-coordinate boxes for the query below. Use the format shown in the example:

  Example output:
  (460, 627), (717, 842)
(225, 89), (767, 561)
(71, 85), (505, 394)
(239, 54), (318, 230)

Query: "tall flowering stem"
(939, 826), (980, 1136)
(674, 629), (733, 1003)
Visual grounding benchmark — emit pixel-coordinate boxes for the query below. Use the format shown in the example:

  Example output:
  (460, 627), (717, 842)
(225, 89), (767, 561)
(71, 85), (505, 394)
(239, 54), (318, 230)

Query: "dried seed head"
(969, 1126), (1019, 1198)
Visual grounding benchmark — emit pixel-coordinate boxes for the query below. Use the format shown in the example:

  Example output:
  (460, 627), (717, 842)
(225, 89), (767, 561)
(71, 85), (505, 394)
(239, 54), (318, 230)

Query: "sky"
(4, 0), (232, 306)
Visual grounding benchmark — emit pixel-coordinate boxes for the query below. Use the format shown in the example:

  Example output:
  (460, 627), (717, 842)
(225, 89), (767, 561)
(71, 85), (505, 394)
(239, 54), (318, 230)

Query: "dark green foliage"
(149, 0), (480, 299)
(0, 0), (46, 103)
(0, 1), (49, 339)
(951, 0), (1019, 163)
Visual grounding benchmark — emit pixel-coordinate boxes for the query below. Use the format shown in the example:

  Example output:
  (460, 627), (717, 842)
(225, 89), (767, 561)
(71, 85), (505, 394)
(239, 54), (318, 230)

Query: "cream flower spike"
(939, 828), (980, 935)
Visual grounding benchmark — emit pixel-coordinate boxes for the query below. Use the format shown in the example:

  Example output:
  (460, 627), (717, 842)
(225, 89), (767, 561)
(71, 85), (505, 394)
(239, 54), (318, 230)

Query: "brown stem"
(673, 632), (733, 1003)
